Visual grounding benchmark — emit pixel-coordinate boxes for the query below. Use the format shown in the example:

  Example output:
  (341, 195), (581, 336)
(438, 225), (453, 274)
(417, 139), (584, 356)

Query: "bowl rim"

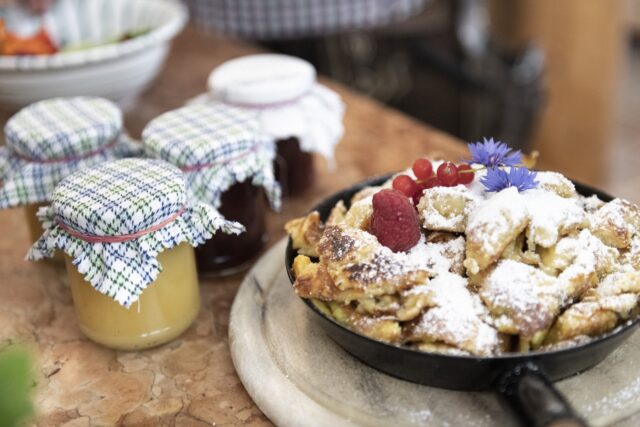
(0, 0), (187, 71)
(285, 173), (640, 363)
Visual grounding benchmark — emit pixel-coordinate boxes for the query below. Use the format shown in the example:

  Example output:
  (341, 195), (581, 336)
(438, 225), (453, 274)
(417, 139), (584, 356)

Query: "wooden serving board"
(229, 239), (640, 427)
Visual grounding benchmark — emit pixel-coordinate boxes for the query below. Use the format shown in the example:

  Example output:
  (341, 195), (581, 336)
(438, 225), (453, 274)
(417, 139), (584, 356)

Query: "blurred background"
(186, 0), (639, 202)
(0, 0), (638, 200)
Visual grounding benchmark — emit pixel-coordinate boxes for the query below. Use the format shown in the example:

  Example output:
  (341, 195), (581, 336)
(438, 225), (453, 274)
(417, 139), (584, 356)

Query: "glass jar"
(195, 181), (267, 274)
(0, 97), (135, 238)
(142, 103), (281, 277)
(206, 54), (344, 198)
(274, 137), (315, 197)
(27, 159), (242, 350)
(24, 203), (64, 263)
(66, 243), (200, 350)
(24, 203), (46, 245)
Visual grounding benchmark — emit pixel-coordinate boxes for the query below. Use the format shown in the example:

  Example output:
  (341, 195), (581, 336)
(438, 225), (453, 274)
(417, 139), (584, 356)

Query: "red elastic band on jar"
(56, 208), (185, 244)
(180, 144), (259, 173)
(13, 138), (119, 164)
(222, 90), (310, 110)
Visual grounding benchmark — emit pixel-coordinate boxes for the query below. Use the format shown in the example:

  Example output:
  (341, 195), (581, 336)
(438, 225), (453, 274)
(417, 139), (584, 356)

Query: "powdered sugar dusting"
(558, 229), (619, 298)
(320, 226), (430, 290)
(592, 199), (629, 232)
(346, 250), (424, 284)
(409, 272), (499, 355)
(590, 198), (640, 247)
(465, 167), (489, 198)
(625, 237), (640, 268)
(480, 260), (564, 337)
(318, 225), (364, 261)
(523, 189), (587, 248)
(597, 294), (639, 314)
(535, 171), (576, 197)
(583, 375), (640, 418)
(580, 194), (605, 213)
(418, 185), (481, 232)
(466, 187), (528, 254)
(594, 272), (630, 297)
(405, 235), (465, 275)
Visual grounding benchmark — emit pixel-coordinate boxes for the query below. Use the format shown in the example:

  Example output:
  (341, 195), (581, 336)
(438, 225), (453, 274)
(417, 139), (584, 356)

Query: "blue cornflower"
(481, 167), (539, 193)
(468, 137), (522, 168)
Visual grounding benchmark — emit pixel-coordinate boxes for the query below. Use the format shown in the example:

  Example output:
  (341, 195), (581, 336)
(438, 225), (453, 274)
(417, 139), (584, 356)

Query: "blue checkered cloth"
(28, 158), (244, 308)
(5, 97), (122, 160)
(142, 103), (281, 211)
(0, 97), (141, 208)
(186, 0), (427, 40)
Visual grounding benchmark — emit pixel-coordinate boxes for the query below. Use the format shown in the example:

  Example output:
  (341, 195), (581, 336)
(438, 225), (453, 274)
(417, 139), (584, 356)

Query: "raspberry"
(371, 189), (421, 252)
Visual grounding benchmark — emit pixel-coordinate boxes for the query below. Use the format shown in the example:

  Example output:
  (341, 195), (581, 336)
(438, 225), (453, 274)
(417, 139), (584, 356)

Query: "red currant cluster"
(392, 158), (475, 205)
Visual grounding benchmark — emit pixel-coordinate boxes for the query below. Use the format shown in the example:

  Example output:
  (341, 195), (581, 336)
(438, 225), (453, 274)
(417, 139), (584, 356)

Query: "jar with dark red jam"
(142, 103), (282, 276)
(273, 137), (315, 196)
(205, 54), (345, 197)
(195, 180), (267, 273)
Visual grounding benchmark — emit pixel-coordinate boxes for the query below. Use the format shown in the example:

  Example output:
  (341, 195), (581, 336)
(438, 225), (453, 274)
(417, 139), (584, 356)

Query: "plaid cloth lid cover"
(142, 103), (281, 210)
(28, 158), (244, 308)
(199, 54), (344, 163)
(0, 97), (141, 208)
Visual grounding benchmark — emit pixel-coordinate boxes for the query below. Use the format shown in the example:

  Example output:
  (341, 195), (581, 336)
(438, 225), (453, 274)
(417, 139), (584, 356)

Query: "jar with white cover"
(196, 54), (345, 196)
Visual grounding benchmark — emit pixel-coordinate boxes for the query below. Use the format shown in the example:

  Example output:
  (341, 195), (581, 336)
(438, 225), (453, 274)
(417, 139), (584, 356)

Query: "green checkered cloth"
(142, 103), (281, 210)
(0, 97), (141, 208)
(28, 158), (244, 308)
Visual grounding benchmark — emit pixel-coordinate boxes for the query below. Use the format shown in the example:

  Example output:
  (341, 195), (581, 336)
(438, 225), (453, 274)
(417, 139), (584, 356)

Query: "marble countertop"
(0, 26), (466, 426)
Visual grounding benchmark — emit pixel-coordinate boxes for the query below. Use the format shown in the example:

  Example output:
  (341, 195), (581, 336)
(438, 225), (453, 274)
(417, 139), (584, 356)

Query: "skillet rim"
(285, 173), (640, 363)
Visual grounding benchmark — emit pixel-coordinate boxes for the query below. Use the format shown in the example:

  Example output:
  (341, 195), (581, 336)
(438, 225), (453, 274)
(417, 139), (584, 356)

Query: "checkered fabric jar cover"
(189, 54), (344, 165)
(142, 103), (281, 210)
(185, 0), (427, 40)
(28, 158), (244, 308)
(0, 97), (141, 208)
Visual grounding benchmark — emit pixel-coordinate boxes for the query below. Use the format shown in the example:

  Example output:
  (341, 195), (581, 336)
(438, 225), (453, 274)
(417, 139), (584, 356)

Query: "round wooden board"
(229, 239), (640, 427)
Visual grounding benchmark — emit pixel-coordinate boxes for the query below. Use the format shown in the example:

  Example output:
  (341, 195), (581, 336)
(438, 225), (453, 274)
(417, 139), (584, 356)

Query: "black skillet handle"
(496, 363), (588, 427)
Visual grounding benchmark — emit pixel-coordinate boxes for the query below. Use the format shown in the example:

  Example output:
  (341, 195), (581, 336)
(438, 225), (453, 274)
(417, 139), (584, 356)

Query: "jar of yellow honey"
(0, 97), (139, 257)
(28, 159), (243, 350)
(195, 54), (345, 197)
(142, 103), (282, 275)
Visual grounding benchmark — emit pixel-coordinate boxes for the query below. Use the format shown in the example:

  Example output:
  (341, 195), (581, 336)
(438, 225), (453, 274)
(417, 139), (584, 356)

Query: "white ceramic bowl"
(0, 0), (187, 110)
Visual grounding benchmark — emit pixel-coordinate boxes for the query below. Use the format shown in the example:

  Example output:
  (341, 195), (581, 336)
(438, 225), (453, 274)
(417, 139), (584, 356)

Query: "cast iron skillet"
(285, 175), (640, 427)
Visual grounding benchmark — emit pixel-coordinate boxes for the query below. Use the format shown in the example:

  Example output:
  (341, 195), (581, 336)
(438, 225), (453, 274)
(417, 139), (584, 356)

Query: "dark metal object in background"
(263, 0), (545, 152)
(285, 175), (637, 427)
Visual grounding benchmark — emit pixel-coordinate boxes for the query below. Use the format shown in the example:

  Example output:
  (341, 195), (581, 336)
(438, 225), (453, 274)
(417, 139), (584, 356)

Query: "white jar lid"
(208, 54), (316, 106)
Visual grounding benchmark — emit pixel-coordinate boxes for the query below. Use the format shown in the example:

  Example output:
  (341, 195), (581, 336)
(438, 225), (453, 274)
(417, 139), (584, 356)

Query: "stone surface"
(0, 26), (467, 426)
